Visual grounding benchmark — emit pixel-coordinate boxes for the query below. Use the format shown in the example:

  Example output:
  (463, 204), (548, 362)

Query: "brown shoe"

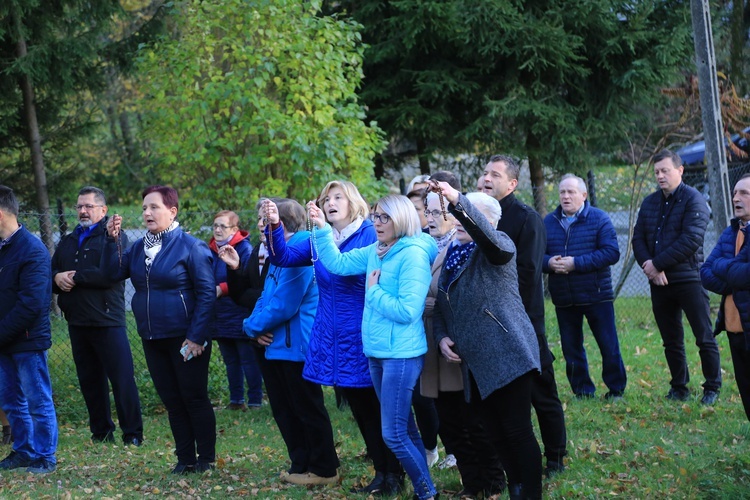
(283, 472), (339, 486)
(226, 403), (247, 411)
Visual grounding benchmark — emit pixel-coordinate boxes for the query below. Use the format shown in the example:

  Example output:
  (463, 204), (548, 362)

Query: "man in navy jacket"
(52, 186), (143, 446)
(633, 149), (721, 405)
(0, 185), (58, 474)
(701, 173), (750, 420)
(543, 174), (627, 400)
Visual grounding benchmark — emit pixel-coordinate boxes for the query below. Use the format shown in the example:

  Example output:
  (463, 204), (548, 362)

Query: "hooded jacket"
(267, 219), (377, 387)
(243, 231), (318, 362)
(314, 225), (438, 359)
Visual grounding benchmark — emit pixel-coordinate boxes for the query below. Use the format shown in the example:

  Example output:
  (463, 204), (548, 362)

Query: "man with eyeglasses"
(51, 186), (143, 446)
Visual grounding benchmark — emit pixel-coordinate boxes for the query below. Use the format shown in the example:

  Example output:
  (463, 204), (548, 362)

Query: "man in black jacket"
(480, 155), (568, 477)
(52, 186), (143, 445)
(632, 149), (721, 405)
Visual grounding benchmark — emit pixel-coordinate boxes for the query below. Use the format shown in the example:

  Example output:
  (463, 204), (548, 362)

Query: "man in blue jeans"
(0, 185), (58, 474)
(543, 174), (627, 399)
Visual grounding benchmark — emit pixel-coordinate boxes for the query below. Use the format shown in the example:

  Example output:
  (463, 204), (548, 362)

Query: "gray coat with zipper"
(433, 194), (541, 401)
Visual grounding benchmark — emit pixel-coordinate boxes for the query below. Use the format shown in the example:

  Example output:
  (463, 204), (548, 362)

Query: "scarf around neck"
(144, 221), (179, 269)
(444, 241), (476, 282)
(332, 217), (363, 247)
(434, 227), (457, 252)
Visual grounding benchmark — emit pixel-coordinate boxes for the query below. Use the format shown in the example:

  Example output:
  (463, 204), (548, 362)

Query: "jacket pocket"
(483, 308), (508, 333)
(285, 321), (292, 348)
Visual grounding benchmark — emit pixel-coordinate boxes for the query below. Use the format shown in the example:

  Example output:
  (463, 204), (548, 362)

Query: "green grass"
(5, 297), (750, 498)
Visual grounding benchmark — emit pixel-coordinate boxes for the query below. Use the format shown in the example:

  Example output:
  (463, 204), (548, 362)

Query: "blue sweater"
(267, 219), (377, 387)
(0, 225), (52, 353)
(701, 219), (750, 333)
(243, 231), (319, 362)
(314, 225), (437, 360)
(543, 202), (620, 306)
(210, 232), (253, 340)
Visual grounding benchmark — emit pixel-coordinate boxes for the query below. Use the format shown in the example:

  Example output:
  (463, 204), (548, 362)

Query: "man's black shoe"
(350, 471), (385, 494)
(171, 462), (196, 474)
(701, 390), (719, 406)
(0, 451), (33, 470)
(123, 435), (142, 447)
(545, 460), (566, 478)
(92, 431), (115, 443)
(195, 461), (215, 473)
(604, 391), (624, 401)
(666, 388), (690, 401)
(379, 472), (404, 496)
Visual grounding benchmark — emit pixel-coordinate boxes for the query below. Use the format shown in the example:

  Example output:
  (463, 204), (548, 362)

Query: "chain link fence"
(20, 161), (750, 418)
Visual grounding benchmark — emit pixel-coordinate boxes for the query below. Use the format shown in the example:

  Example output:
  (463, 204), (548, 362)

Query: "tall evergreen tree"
(332, 0), (693, 214)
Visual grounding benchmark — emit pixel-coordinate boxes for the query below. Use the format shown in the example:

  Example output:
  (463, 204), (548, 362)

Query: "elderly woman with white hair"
(431, 183), (543, 499)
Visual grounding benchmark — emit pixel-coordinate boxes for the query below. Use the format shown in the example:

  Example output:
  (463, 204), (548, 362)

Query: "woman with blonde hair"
(308, 193), (439, 500)
(264, 181), (404, 494)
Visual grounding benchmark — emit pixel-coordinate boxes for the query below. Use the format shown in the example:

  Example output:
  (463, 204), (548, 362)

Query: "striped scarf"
(144, 221), (179, 269)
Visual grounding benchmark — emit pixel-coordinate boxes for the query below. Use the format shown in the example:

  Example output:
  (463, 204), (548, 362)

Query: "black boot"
(350, 471), (385, 494)
(379, 472), (404, 496)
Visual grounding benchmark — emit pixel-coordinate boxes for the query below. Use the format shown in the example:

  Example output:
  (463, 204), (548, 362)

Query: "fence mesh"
(20, 161), (750, 419)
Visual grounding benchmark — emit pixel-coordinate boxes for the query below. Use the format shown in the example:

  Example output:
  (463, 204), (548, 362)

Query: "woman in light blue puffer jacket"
(309, 194), (439, 500)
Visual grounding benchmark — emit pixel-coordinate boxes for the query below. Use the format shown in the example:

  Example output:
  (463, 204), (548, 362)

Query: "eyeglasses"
(213, 223), (235, 230)
(75, 204), (103, 211)
(424, 209), (444, 219)
(369, 212), (392, 224)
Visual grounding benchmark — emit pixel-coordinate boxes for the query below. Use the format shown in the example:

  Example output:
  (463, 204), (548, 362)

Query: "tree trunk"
(13, 9), (53, 254)
(730, 0), (746, 94)
(416, 138), (430, 175)
(526, 130), (547, 217)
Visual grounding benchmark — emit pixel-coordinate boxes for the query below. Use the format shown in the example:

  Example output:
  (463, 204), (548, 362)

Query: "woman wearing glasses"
(308, 194), (439, 500)
(208, 211), (263, 411)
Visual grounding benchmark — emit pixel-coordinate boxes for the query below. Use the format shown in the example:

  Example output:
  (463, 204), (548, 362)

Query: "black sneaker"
(350, 471), (385, 494)
(0, 451), (33, 470)
(123, 435), (142, 447)
(604, 391), (624, 401)
(545, 460), (566, 478)
(666, 388), (690, 401)
(26, 458), (56, 474)
(195, 461), (215, 473)
(379, 472), (404, 496)
(701, 390), (719, 406)
(172, 463), (196, 474)
(92, 431), (115, 443)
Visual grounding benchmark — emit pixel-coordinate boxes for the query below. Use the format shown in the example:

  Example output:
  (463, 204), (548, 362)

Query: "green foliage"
(333, 0), (693, 171)
(134, 0), (387, 210)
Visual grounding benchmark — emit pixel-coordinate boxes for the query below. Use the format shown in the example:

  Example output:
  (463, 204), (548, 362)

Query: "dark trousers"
(69, 325), (143, 440)
(531, 363), (568, 464)
(142, 337), (216, 465)
(435, 390), (506, 494)
(470, 371), (542, 499)
(412, 390), (439, 450)
(556, 302), (627, 395)
(263, 360), (339, 477)
(728, 331), (750, 421)
(216, 338), (264, 406)
(650, 282), (722, 392)
(340, 386), (402, 475)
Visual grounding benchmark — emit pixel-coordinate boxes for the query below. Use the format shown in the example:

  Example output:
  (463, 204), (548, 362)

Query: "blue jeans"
(556, 302), (627, 396)
(0, 351), (58, 463)
(217, 338), (264, 405)
(369, 356), (437, 500)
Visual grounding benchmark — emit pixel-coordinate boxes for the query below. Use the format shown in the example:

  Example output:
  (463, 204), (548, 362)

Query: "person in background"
(0, 185), (58, 474)
(107, 185), (216, 474)
(309, 194), (439, 500)
(543, 174), (627, 400)
(244, 198), (339, 487)
(408, 188), (430, 232)
(264, 181), (404, 495)
(632, 149), (721, 405)
(209, 210), (263, 411)
(52, 186), (143, 446)
(432, 184), (542, 499)
(406, 174), (431, 195)
(479, 155), (568, 477)
(701, 173), (750, 421)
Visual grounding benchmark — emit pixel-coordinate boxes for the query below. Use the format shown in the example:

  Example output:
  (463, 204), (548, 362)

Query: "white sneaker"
(425, 446), (439, 467)
(437, 453), (457, 469)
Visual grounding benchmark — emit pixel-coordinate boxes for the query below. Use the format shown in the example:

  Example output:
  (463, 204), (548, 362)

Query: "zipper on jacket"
(285, 321), (291, 348)
(146, 268), (152, 338)
(179, 290), (189, 319)
(483, 308), (509, 333)
(453, 202), (477, 227)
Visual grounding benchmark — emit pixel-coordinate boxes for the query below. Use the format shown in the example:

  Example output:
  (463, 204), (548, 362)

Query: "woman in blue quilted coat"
(264, 181), (403, 494)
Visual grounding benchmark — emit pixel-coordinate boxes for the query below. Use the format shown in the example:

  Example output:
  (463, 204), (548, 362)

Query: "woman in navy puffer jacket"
(264, 181), (403, 494)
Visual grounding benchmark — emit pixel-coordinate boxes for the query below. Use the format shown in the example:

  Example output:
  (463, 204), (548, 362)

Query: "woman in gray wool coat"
(431, 182), (542, 500)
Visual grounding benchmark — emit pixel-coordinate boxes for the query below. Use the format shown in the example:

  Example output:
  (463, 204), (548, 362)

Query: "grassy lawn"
(2, 297), (749, 498)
